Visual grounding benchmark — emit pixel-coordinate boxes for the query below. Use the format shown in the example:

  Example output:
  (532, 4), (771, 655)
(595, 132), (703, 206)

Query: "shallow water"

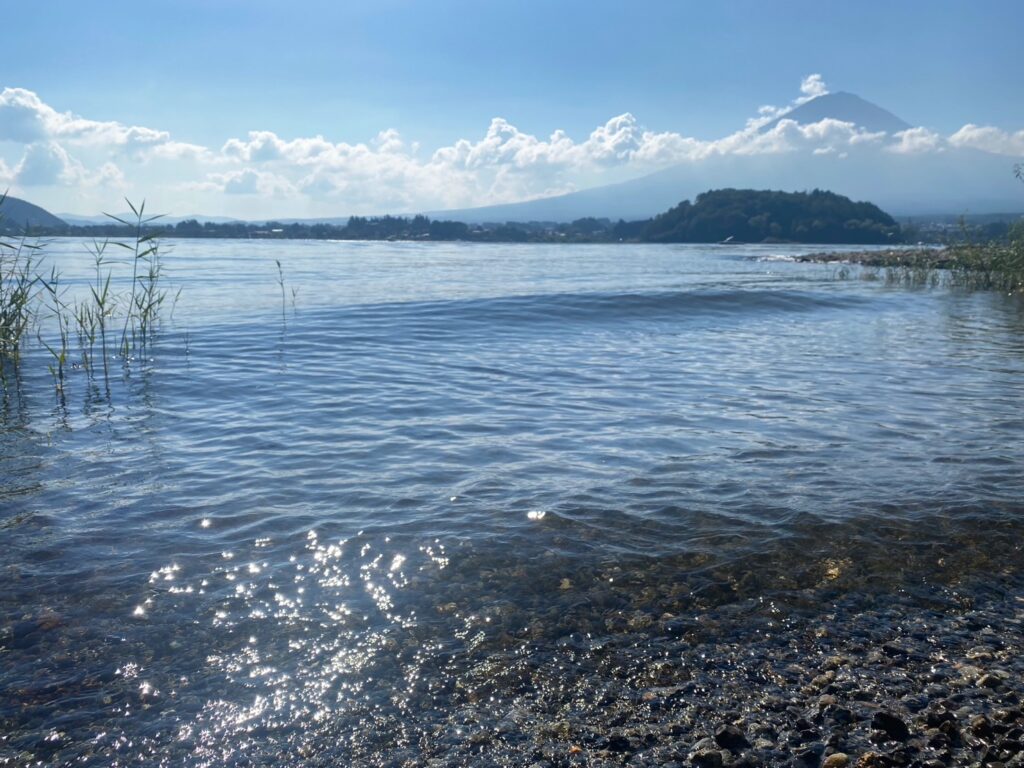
(1, 240), (1023, 765)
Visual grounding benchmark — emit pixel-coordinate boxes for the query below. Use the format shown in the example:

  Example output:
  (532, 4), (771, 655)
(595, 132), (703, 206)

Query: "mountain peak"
(763, 91), (912, 134)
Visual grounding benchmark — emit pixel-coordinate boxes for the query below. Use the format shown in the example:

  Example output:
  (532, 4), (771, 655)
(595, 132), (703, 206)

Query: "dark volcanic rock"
(714, 724), (750, 751)
(871, 710), (911, 741)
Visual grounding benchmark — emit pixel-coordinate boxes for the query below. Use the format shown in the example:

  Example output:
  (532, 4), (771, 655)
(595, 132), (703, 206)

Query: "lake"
(2, 239), (1024, 766)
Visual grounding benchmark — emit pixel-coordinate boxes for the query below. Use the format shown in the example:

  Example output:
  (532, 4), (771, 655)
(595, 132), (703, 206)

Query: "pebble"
(5, 560), (1024, 767)
(822, 754), (850, 768)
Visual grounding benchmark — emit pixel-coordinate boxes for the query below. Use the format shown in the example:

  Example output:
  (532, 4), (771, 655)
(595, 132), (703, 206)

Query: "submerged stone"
(714, 724), (750, 751)
(871, 710), (911, 741)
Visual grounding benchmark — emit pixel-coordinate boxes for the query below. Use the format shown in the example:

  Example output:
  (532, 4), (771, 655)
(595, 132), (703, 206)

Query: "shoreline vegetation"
(4, 189), (914, 245)
(1, 198), (171, 396)
(799, 243), (1024, 292)
(3, 188), (1020, 250)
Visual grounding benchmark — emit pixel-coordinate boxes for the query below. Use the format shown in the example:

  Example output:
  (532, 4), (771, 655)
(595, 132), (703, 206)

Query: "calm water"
(2, 239), (1023, 765)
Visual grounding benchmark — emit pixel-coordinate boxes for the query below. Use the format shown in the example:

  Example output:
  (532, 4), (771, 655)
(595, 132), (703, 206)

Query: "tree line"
(5, 189), (919, 244)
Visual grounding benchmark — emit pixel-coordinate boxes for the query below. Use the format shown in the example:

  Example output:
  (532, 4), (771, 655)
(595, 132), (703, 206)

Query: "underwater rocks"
(393, 580), (1024, 768)
(4, 575), (1024, 767)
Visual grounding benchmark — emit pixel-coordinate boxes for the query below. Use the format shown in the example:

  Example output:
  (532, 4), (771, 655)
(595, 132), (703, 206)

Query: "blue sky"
(2, 0), (1022, 217)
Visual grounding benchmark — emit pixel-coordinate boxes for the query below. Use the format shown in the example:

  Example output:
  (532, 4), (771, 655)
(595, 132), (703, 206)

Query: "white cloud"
(0, 88), (50, 143)
(8, 76), (874, 207)
(223, 168), (261, 194)
(744, 74), (831, 131)
(94, 161), (128, 189)
(0, 87), (169, 149)
(235, 111), (895, 210)
(797, 73), (829, 103)
(948, 124), (1024, 156)
(10, 141), (128, 188)
(4, 76), (1023, 216)
(222, 130), (286, 162)
(663, 117), (885, 162)
(200, 168), (295, 197)
(145, 140), (215, 162)
(14, 142), (83, 186)
(887, 127), (943, 154)
(630, 130), (706, 165)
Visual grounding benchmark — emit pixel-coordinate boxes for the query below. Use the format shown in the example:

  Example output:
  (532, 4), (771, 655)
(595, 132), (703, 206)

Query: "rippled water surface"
(2, 240), (1023, 765)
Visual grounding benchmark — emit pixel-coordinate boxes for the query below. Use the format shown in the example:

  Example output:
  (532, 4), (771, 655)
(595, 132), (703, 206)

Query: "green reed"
(106, 200), (165, 356)
(0, 237), (42, 365)
(942, 242), (1024, 292)
(867, 241), (1024, 293)
(275, 258), (287, 323)
(1, 193), (41, 366)
(37, 267), (71, 393)
(1, 197), (174, 397)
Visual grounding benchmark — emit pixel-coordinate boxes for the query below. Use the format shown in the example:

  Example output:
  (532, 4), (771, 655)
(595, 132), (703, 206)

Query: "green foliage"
(639, 188), (901, 244)
(842, 168), (1024, 293)
(1, 192), (42, 363)
(106, 199), (166, 355)
(0, 239), (41, 363)
(944, 242), (1024, 292)
(943, 166), (1024, 292)
(11, 188), (908, 245)
(1, 197), (174, 395)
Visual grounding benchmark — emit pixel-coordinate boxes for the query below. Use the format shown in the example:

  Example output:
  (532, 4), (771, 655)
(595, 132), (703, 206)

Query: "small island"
(620, 188), (901, 244)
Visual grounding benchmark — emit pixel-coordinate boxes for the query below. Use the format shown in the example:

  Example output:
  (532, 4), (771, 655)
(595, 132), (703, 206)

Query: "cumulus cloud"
(14, 142), (83, 186)
(0, 88), (50, 143)
(0, 87), (169, 149)
(94, 161), (128, 189)
(0, 87), (208, 194)
(797, 73), (829, 103)
(143, 140), (215, 162)
(746, 74), (832, 129)
(4, 77), (1023, 215)
(205, 110), (900, 211)
(948, 124), (1024, 156)
(222, 130), (286, 162)
(707, 117), (883, 158)
(9, 140), (131, 188)
(198, 168), (296, 197)
(888, 127), (943, 154)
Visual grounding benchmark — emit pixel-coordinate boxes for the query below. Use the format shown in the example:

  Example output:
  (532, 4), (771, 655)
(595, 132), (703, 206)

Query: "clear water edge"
(2, 239), (1023, 765)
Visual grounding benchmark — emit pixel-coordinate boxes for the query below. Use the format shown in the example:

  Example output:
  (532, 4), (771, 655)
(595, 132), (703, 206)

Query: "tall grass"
(851, 165), (1024, 292)
(882, 203), (1024, 292)
(107, 200), (166, 356)
(942, 241), (1024, 292)
(275, 258), (287, 323)
(1, 197), (173, 396)
(0, 237), (42, 364)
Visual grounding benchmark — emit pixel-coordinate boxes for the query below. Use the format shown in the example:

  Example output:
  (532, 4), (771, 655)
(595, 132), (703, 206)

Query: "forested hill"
(632, 188), (901, 244)
(5, 189), (905, 244)
(0, 196), (66, 232)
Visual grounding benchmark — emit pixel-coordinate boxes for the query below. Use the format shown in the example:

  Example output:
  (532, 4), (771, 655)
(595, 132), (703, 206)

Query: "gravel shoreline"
(5, 553), (1024, 766)
(391, 579), (1024, 768)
